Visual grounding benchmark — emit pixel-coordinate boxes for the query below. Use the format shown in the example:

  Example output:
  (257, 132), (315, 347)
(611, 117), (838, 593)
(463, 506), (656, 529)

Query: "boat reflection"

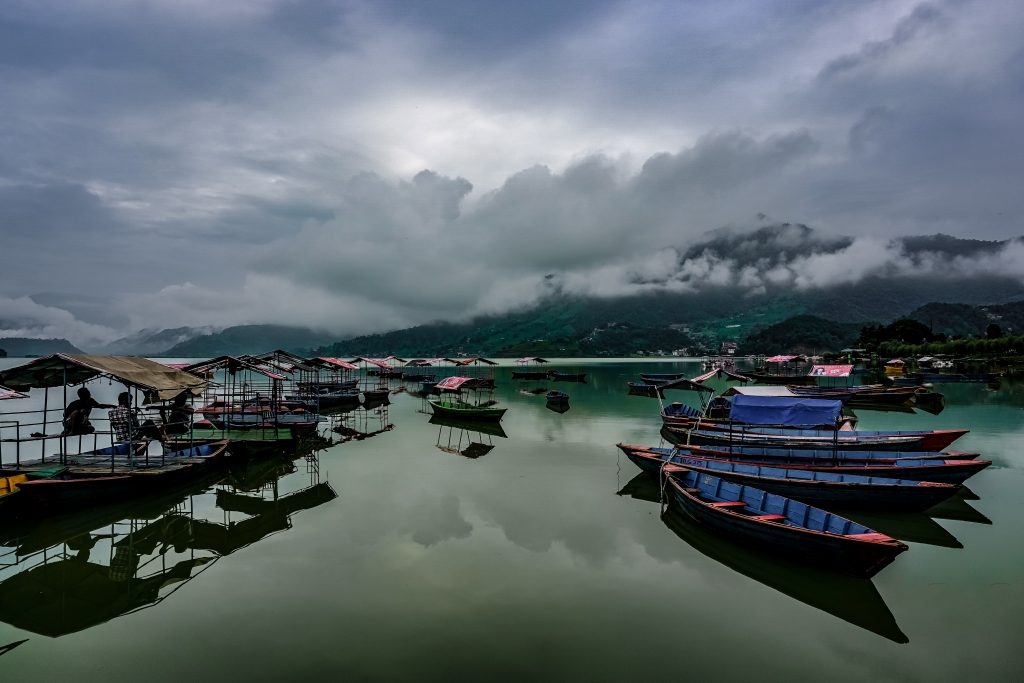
(831, 508), (963, 549)
(0, 448), (336, 639)
(430, 414), (507, 459)
(616, 474), (908, 644)
(331, 403), (394, 443)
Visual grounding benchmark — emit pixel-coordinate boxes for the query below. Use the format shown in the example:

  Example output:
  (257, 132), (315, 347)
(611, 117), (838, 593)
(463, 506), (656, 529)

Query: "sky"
(1, 0), (1023, 346)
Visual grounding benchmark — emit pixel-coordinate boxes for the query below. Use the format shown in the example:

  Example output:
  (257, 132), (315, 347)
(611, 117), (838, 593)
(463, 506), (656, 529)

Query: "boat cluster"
(0, 351), (502, 516)
(618, 367), (987, 578)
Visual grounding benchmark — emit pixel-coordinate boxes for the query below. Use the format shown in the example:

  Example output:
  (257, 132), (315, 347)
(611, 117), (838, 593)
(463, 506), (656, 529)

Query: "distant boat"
(545, 390), (569, 403)
(551, 372), (587, 382)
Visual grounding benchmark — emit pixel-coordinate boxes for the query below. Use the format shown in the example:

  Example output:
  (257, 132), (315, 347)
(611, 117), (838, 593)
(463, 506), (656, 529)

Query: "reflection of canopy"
(730, 395), (842, 426)
(809, 364), (853, 377)
(0, 385), (27, 400)
(515, 357), (549, 364)
(429, 413), (508, 438)
(0, 354), (207, 400)
(0, 556), (211, 637)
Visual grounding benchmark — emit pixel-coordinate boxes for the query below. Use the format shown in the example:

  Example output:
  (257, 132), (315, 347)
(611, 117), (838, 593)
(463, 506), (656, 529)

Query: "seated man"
(108, 392), (164, 442)
(63, 387), (114, 436)
(164, 392), (194, 436)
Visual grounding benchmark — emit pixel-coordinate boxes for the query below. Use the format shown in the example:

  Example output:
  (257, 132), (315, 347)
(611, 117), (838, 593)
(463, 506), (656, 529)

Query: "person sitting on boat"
(62, 387), (114, 436)
(163, 392), (194, 436)
(108, 392), (164, 442)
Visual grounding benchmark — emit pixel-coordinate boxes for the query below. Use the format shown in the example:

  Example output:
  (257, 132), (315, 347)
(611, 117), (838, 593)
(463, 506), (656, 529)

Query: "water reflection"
(331, 403), (394, 442)
(429, 414), (507, 459)
(0, 447), (335, 639)
(832, 508), (963, 549)
(616, 473), (909, 644)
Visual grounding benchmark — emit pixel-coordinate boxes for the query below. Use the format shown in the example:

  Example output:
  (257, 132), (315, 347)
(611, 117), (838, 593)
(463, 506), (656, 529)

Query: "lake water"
(1, 359), (1022, 681)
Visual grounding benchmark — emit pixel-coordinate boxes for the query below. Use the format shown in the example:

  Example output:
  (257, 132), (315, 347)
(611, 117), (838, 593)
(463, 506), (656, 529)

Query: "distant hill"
(0, 337), (82, 357)
(99, 326), (212, 356)
(905, 301), (1024, 337)
(741, 316), (863, 354)
(160, 325), (336, 357)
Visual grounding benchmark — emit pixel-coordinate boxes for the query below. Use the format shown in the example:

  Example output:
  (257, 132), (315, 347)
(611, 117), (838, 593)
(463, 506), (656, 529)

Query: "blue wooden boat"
(621, 448), (959, 510)
(618, 444), (991, 485)
(661, 466), (908, 577)
(545, 390), (569, 403)
(664, 424), (968, 451)
(654, 440), (978, 462)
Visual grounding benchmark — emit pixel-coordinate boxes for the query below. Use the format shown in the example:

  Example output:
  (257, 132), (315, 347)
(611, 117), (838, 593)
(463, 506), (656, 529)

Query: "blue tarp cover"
(729, 394), (842, 426)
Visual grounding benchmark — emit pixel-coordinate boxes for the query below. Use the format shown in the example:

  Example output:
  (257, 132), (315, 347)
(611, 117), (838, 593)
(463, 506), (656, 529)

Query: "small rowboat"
(640, 372), (686, 384)
(654, 440), (979, 462)
(664, 424), (968, 451)
(618, 444), (991, 485)
(661, 466), (908, 577)
(427, 399), (506, 422)
(545, 390), (569, 403)
(621, 447), (959, 510)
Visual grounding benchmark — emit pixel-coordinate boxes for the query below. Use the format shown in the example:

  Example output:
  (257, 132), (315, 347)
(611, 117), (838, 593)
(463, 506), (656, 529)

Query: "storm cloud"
(1, 0), (1023, 346)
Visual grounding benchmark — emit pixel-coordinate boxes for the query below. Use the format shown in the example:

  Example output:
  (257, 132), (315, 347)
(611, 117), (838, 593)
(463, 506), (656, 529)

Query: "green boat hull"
(427, 400), (506, 422)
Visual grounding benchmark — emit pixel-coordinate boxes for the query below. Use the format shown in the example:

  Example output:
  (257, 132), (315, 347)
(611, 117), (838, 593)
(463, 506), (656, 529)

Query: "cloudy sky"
(2, 0), (1023, 345)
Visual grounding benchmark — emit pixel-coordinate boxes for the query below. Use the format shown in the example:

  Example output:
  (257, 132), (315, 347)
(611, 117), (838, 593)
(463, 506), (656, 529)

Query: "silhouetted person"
(62, 387), (113, 436)
(164, 392), (194, 436)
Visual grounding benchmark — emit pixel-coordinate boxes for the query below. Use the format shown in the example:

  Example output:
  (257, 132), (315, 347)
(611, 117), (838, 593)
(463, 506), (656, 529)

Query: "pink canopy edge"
(0, 385), (28, 400)
(318, 357), (360, 371)
(809, 364), (854, 378)
(436, 376), (473, 391)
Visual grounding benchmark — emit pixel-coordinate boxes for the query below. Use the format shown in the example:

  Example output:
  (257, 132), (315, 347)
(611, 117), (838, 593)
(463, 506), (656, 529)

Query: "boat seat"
(750, 514), (786, 521)
(709, 501), (747, 508)
(684, 488), (701, 494)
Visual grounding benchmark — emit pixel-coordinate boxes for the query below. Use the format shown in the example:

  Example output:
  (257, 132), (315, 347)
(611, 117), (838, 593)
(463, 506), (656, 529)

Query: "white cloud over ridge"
(1, 0), (1023, 345)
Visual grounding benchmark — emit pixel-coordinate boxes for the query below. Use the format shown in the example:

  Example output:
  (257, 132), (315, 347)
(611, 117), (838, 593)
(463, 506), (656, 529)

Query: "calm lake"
(1, 359), (1022, 681)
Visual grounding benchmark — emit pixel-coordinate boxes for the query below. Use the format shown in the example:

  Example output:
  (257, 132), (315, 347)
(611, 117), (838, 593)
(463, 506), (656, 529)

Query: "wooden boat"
(661, 466), (908, 577)
(551, 372), (587, 382)
(627, 382), (662, 397)
(789, 385), (917, 407)
(640, 372), (686, 384)
(663, 423), (968, 451)
(649, 441), (978, 462)
(12, 441), (229, 509)
(511, 370), (551, 380)
(749, 372), (817, 385)
(427, 399), (506, 422)
(545, 390), (569, 403)
(0, 466), (68, 510)
(362, 388), (391, 404)
(619, 444), (991, 485)
(620, 447), (959, 510)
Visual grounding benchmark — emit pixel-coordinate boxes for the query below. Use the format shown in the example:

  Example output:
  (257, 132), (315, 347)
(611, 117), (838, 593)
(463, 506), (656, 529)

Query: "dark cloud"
(1, 0), (1023, 344)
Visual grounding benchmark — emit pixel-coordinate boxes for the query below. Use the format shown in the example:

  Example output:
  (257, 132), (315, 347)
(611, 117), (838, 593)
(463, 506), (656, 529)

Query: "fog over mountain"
(2, 1), (1023, 347)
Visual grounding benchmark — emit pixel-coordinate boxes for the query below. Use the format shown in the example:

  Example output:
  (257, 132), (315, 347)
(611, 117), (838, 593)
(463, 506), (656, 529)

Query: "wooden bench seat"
(750, 514), (786, 521)
(709, 501), (747, 508)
